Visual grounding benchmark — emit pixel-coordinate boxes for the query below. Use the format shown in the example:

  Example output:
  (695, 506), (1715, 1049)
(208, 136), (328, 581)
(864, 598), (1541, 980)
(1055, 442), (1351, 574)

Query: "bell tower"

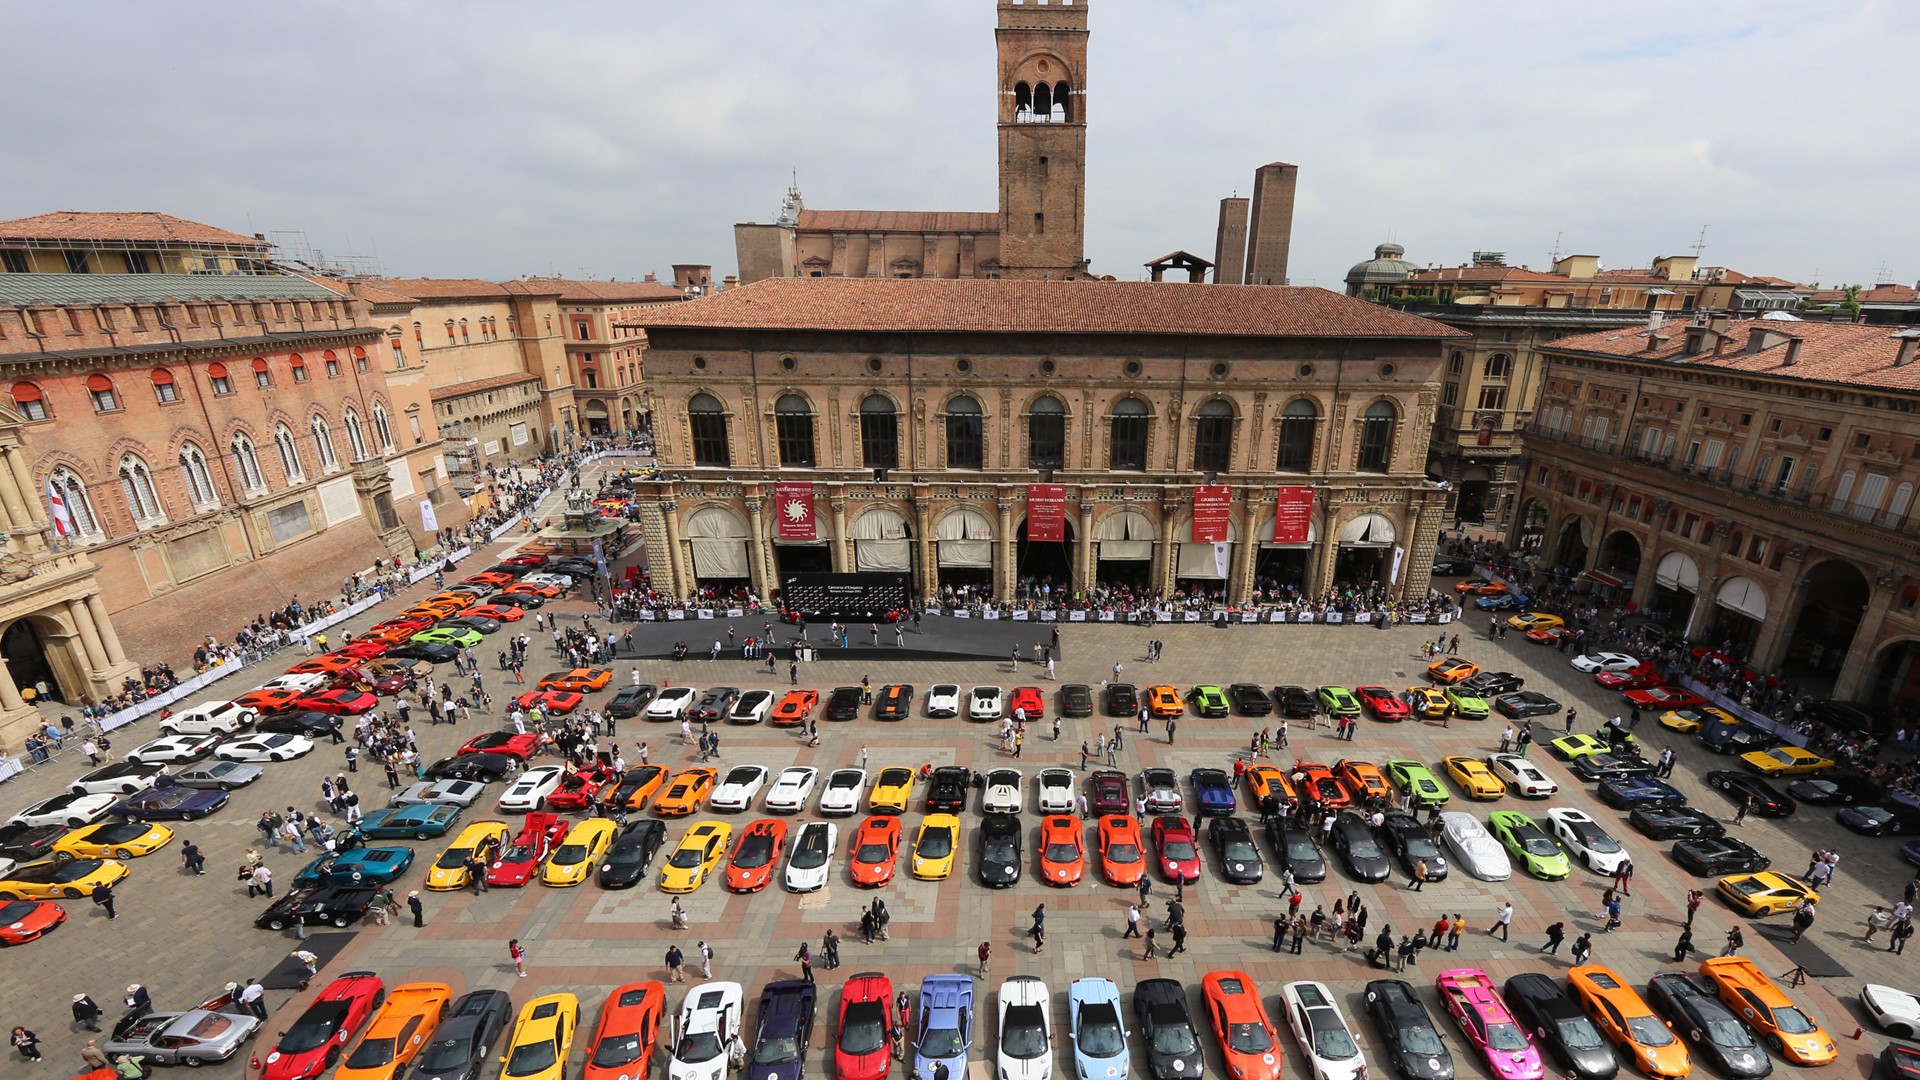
(995, 0), (1089, 280)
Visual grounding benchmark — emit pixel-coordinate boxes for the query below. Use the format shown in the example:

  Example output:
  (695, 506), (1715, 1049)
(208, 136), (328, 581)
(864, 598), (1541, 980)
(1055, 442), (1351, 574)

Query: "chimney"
(1783, 338), (1801, 366)
(1895, 329), (1920, 367)
(643, 273), (658, 283)
(1683, 326), (1708, 355)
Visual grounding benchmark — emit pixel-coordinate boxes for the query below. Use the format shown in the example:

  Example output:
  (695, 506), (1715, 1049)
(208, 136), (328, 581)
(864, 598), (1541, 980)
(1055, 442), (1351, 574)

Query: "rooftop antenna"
(1689, 225), (1710, 258)
(1548, 231), (1563, 265)
(1874, 260), (1893, 284)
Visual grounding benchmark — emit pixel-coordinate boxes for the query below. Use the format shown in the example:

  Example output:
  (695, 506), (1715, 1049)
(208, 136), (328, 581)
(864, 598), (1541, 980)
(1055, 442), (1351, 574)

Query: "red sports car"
(835, 973), (895, 1080)
(260, 971), (386, 1080)
(1097, 814), (1146, 886)
(1624, 686), (1705, 710)
(771, 690), (818, 727)
(335, 640), (390, 661)
(459, 731), (542, 760)
(1355, 686), (1410, 721)
(464, 603), (526, 623)
(1151, 815), (1201, 884)
(1294, 762), (1354, 812)
(1008, 686), (1045, 720)
(723, 818), (787, 893)
(503, 582), (564, 599)
(512, 690), (584, 714)
(486, 812), (569, 887)
(295, 688), (379, 715)
(0, 898), (65, 945)
(545, 766), (616, 811)
(1594, 664), (1666, 692)
(1038, 814), (1084, 886)
(233, 688), (306, 714)
(461, 571), (518, 589)
(501, 553), (548, 568)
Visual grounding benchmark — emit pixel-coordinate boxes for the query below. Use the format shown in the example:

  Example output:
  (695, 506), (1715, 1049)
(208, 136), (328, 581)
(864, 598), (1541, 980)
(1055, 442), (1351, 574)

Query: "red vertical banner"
(1026, 484), (1067, 542)
(773, 481), (816, 540)
(1191, 485), (1232, 542)
(1272, 486), (1315, 544)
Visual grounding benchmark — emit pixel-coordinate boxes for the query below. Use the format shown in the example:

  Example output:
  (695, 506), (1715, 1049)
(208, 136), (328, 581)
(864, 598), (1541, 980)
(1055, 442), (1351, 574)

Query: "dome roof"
(1346, 243), (1418, 288)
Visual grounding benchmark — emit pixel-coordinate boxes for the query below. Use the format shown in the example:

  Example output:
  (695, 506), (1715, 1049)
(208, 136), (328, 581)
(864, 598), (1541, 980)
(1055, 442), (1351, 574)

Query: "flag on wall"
(1273, 486), (1315, 544)
(1191, 485), (1231, 542)
(774, 481), (816, 540)
(1026, 484), (1067, 542)
(46, 478), (71, 538)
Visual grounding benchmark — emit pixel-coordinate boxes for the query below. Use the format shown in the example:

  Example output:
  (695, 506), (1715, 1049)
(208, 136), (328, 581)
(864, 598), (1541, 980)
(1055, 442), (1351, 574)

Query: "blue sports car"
(353, 803), (462, 840)
(749, 978), (815, 1080)
(1189, 768), (1237, 817)
(291, 846), (416, 888)
(108, 786), (229, 821)
(1596, 776), (1687, 810)
(1067, 977), (1127, 1080)
(1474, 594), (1524, 611)
(914, 974), (975, 1080)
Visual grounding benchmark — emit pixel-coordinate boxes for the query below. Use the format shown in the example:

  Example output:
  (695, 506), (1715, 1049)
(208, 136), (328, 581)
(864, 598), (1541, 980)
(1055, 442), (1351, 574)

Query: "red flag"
(1273, 486), (1315, 544)
(773, 482), (816, 540)
(1026, 484), (1066, 542)
(1191, 485), (1231, 542)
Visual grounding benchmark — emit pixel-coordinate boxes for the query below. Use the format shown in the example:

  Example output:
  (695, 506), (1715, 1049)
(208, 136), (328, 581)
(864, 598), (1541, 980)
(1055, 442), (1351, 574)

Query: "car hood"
(786, 864), (829, 890)
(998, 1054), (1052, 1080)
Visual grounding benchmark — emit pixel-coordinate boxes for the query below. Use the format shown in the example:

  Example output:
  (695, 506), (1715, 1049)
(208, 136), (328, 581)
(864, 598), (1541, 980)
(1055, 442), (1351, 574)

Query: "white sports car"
(983, 769), (1024, 814)
(1544, 807), (1630, 874)
(212, 733), (315, 763)
(161, 701), (255, 736)
(1036, 769), (1076, 814)
(764, 767), (819, 814)
(1569, 652), (1640, 674)
(926, 684), (963, 719)
(969, 686), (1005, 722)
(390, 779), (486, 807)
(668, 980), (743, 1080)
(255, 672), (331, 694)
(1439, 812), (1512, 881)
(997, 977), (1054, 1080)
(646, 686), (698, 720)
(708, 765), (769, 812)
(818, 769), (866, 816)
(8, 792), (118, 829)
(124, 733), (224, 766)
(728, 690), (774, 725)
(1862, 983), (1920, 1039)
(1280, 981), (1368, 1080)
(68, 761), (165, 797)
(497, 765), (567, 812)
(1486, 754), (1559, 797)
(784, 821), (837, 893)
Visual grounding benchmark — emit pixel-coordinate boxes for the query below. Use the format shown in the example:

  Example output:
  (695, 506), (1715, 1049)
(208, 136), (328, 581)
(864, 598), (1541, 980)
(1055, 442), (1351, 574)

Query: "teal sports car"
(1316, 686), (1362, 718)
(353, 803), (462, 840)
(1384, 760), (1451, 809)
(411, 626), (484, 648)
(1487, 810), (1570, 880)
(1187, 685), (1230, 718)
(291, 846), (416, 888)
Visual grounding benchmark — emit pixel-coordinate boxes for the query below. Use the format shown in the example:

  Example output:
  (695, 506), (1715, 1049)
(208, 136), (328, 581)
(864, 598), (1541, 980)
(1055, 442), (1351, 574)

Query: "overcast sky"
(7, 1), (1912, 290)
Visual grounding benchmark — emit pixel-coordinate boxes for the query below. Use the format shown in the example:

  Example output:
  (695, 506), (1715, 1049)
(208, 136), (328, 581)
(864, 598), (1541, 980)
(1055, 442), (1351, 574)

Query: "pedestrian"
(93, 881), (116, 920)
(81, 1040), (108, 1070)
(1080, 741), (1090, 770)
(237, 979), (267, 1021)
(794, 943), (814, 984)
(1030, 923), (1045, 953)
(1868, 906), (1894, 943)
(699, 940), (713, 979)
(1449, 914), (1466, 951)
(1410, 859), (1427, 891)
(1543, 921), (1565, 954)
(12, 1026), (43, 1062)
(510, 939), (527, 977)
(1613, 858), (1633, 897)
(1895, 919), (1915, 955)
(71, 993), (103, 1032)
(978, 940), (992, 975)
(666, 944), (686, 983)
(1721, 926), (1744, 956)
(1490, 901), (1512, 941)
(1125, 904), (1142, 939)
(408, 891), (424, 927)
(181, 840), (206, 876)
(1165, 718), (1176, 744)
(861, 910), (876, 943)
(1734, 795), (1754, 825)
(1168, 922), (1187, 956)
(823, 929), (840, 970)
(1571, 933), (1593, 965)
(1790, 902), (1816, 944)
(1272, 916), (1287, 952)
(1564, 707), (1577, 735)
(1672, 926), (1695, 962)
(1602, 897), (1622, 933)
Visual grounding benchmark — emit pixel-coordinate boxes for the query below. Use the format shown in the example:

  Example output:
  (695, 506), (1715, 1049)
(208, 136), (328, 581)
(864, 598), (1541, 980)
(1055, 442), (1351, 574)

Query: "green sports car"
(411, 626), (484, 648)
(1442, 686), (1490, 720)
(353, 803), (462, 840)
(1317, 685), (1362, 718)
(1487, 810), (1570, 880)
(1188, 685), (1230, 718)
(1384, 760), (1451, 809)
(1549, 733), (1610, 760)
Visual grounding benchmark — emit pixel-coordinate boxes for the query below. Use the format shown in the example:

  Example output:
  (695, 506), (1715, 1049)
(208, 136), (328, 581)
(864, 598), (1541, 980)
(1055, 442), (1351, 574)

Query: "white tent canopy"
(685, 505), (750, 579)
(1715, 576), (1768, 621)
(1655, 551), (1700, 591)
(1177, 519), (1237, 579)
(1255, 515), (1318, 549)
(935, 507), (995, 568)
(1336, 512), (1396, 547)
(852, 506), (911, 572)
(1096, 509), (1154, 561)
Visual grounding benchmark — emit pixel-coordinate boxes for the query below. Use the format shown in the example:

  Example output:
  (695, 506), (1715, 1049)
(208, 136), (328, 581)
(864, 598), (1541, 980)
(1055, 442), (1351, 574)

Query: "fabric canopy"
(1256, 514), (1318, 549)
(1654, 551), (1700, 591)
(936, 508), (994, 567)
(854, 507), (911, 571)
(1336, 512), (1396, 547)
(1097, 508), (1154, 561)
(1715, 576), (1768, 621)
(1176, 519), (1236, 578)
(686, 506), (749, 579)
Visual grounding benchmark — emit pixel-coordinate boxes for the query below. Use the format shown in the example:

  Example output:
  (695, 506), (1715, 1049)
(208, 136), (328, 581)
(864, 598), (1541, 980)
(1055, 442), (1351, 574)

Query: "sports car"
(848, 816), (901, 887)
(1655, 706), (1732, 734)
(501, 582), (563, 600)
(1673, 836), (1770, 876)
(825, 687), (863, 721)
(1455, 579), (1507, 595)
(582, 983), (666, 1080)
(1500, 973), (1614, 1080)
(283, 689), (375, 719)
(978, 814), (1023, 887)
(1245, 764), (1297, 807)
(1009, 686), (1045, 719)
(459, 731), (542, 759)
(1266, 824), (1328, 884)
(102, 1008), (260, 1067)
(465, 604), (526, 624)
(381, 641), (459, 663)
(1426, 658), (1480, 685)
(1863, 984), (1920, 1041)
(1442, 688), (1490, 720)
(924, 684), (962, 719)
(1439, 813), (1511, 881)
(542, 766), (615, 812)
(461, 571), (518, 589)
(334, 640), (392, 660)
(1376, 811), (1448, 883)
(1645, 973), (1770, 1079)
(1486, 754), (1557, 797)
(1443, 756), (1507, 800)
(1134, 978), (1203, 1080)
(233, 687), (310, 714)
(1198, 815), (1262, 885)
(124, 733), (225, 765)
(0, 857), (129, 900)
(1355, 685), (1410, 721)
(426, 821), (509, 890)
(1335, 760), (1391, 804)
(51, 819), (173, 861)
(770, 688), (819, 724)
(293, 846), (416, 888)
(969, 685), (1005, 721)
(1363, 979), (1454, 1080)
(1222, 683), (1270, 717)
(1528, 626), (1574, 647)
(1270, 685), (1317, 718)
(818, 769), (866, 816)
(1138, 768), (1184, 813)
(1544, 808), (1628, 874)
(1627, 806), (1723, 841)
(728, 690), (775, 725)
(1596, 777), (1686, 810)
(996, 977), (1053, 1080)
(109, 784), (229, 821)
(1294, 762), (1354, 812)
(1066, 978), (1124, 1080)
(537, 667), (611, 692)
(1569, 753), (1656, 782)
(1317, 685), (1362, 719)
(1328, 811), (1392, 883)
(657, 821), (731, 893)
(1190, 767), (1237, 816)
(215, 733), (316, 762)
(1717, 871), (1819, 916)
(284, 654), (362, 678)
(1384, 761), (1450, 809)
(983, 768), (1025, 814)
(1506, 612), (1563, 634)
(1741, 746), (1834, 776)
(597, 820), (669, 889)
(1151, 815), (1201, 884)
(709, 765), (769, 813)
(911, 814), (960, 880)
(1096, 814), (1146, 886)
(1106, 682), (1140, 717)
(646, 686), (698, 720)
(1460, 671), (1524, 696)
(868, 767), (915, 814)
(393, 780), (488, 808)
(1024, 768), (1071, 815)
(1624, 686), (1705, 711)
(1486, 811), (1569, 880)
(1697, 957), (1835, 1066)
(257, 711), (346, 738)
(654, 767), (719, 816)
(1593, 665), (1665, 692)
(529, 817), (608, 886)
(1702, 771), (1794, 816)
(501, 993), (580, 1080)
(785, 821), (837, 893)
(745, 979), (812, 1080)
(692, 687), (740, 724)
(498, 766), (567, 813)
(873, 684), (913, 721)
(1188, 684), (1230, 718)
(66, 762), (164, 800)
(756, 767), (817, 816)
(511, 690), (584, 715)
(600, 765), (670, 812)
(1434, 969), (1541, 1080)
(1280, 980), (1368, 1080)
(0, 823), (66, 863)
(259, 971), (386, 1080)
(487, 815), (570, 887)
(1570, 652), (1639, 674)
(1785, 768), (1884, 805)
(9, 792), (120, 828)
(355, 803), (462, 840)
(1839, 802), (1920, 835)
(335, 981), (454, 1080)
(0, 897), (64, 945)
(1146, 684), (1185, 719)
(1494, 692), (1561, 719)
(1404, 686), (1452, 719)
(1084, 769), (1128, 814)
(1037, 814), (1084, 886)
(606, 685), (656, 720)
(167, 759), (259, 794)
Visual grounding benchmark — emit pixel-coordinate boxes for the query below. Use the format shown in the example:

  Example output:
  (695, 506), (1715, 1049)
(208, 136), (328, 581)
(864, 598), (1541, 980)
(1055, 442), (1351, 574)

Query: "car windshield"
(1001, 1009), (1047, 1059)
(505, 1034), (560, 1076)
(1151, 1019), (1196, 1055)
(1344, 834), (1383, 859)
(918, 829), (953, 859)
(1556, 1017), (1605, 1049)
(608, 843), (650, 866)
(415, 1035), (474, 1072)
(1400, 833), (1439, 859)
(1522, 836), (1560, 857)
(856, 843), (890, 864)
(1773, 1006), (1816, 1035)
(1485, 1022), (1528, 1052)
(792, 830), (830, 869)
(343, 1037), (396, 1068)
(277, 1005), (347, 1052)
(920, 1023), (965, 1059)
(668, 844), (708, 869)
(592, 1032), (644, 1067)
(735, 835), (775, 869)
(1399, 1022), (1444, 1054)
(841, 1003), (887, 1054)
(752, 1034), (799, 1065)
(1106, 842), (1140, 864)
(551, 840), (592, 866)
(1624, 1015), (1674, 1046)
(1162, 840), (1196, 861)
(676, 1031), (722, 1064)
(984, 836), (1017, 861)
(435, 848), (472, 870)
(1704, 1017), (1754, 1047)
(1582, 830), (1622, 853)
(1286, 838), (1320, 862)
(1075, 1004), (1122, 1057)
(1228, 1021), (1272, 1054)
(1311, 1022), (1357, 1060)
(499, 843), (538, 863)
(1045, 842), (1078, 862)
(1223, 839), (1259, 861)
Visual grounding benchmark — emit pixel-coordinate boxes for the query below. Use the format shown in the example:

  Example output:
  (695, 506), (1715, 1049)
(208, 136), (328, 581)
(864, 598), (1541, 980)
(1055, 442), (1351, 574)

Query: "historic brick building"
(511, 277), (686, 438)
(624, 276), (1460, 607)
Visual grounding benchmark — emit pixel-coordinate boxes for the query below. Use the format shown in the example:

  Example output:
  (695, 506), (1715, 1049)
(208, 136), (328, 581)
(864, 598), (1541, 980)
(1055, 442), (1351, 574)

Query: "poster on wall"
(420, 500), (440, 534)
(1192, 485), (1231, 542)
(1026, 484), (1067, 542)
(1273, 486), (1315, 544)
(774, 481), (817, 540)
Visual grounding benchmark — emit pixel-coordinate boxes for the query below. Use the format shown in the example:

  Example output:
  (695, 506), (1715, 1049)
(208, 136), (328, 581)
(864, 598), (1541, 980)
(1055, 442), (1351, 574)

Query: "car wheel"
(67, 818), (86, 828)
(416, 830), (433, 841)
(63, 887), (85, 899)
(266, 916), (287, 930)
(181, 1057), (204, 1069)
(218, 783), (234, 792)
(114, 848), (134, 860)
(331, 915), (351, 928)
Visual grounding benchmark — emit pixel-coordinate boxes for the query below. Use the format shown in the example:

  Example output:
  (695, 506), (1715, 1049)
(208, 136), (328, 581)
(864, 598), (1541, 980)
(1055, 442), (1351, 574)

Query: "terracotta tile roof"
(1542, 320), (1920, 391)
(635, 278), (1464, 339)
(795, 209), (1000, 233)
(1405, 265), (1571, 285)
(376, 278), (516, 300)
(505, 277), (686, 303)
(428, 371), (542, 401)
(0, 211), (270, 249)
(304, 276), (421, 306)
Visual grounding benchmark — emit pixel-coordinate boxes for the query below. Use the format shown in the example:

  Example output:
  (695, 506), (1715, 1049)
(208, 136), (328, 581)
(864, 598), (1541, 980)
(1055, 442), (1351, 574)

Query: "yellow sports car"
(1658, 706), (1737, 734)
(868, 767), (917, 814)
(912, 814), (960, 880)
(540, 819), (617, 887)
(1403, 686), (1451, 719)
(658, 821), (732, 893)
(1441, 756), (1508, 800)
(500, 993), (580, 1080)
(1717, 871), (1819, 916)
(1506, 612), (1565, 632)
(652, 767), (718, 816)
(51, 819), (175, 861)
(425, 821), (510, 890)
(0, 857), (130, 900)
(1740, 746), (1836, 776)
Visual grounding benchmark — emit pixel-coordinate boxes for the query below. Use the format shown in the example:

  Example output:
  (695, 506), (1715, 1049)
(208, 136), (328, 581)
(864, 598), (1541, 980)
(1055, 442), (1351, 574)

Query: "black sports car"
(606, 685), (656, 719)
(1363, 979), (1455, 1080)
(0, 823), (68, 862)
(1460, 672), (1525, 696)
(1502, 973), (1619, 1080)
(1132, 979), (1204, 1080)
(486, 591), (543, 609)
(1329, 811), (1391, 883)
(255, 711), (344, 738)
(108, 786), (229, 821)
(1228, 683), (1273, 717)
(1628, 806), (1725, 841)
(408, 989), (513, 1080)
(1494, 691), (1562, 719)
(1702, 771), (1795, 816)
(385, 641), (460, 662)
(254, 886), (377, 930)
(1204, 816), (1264, 884)
(1596, 777), (1686, 810)
(483, 563), (533, 578)
(925, 766), (971, 813)
(1059, 684), (1094, 718)
(425, 753), (517, 783)
(1430, 560), (1471, 576)
(1569, 753), (1655, 782)
(437, 616), (501, 635)
(826, 687), (863, 721)
(1671, 837), (1771, 876)
(1645, 973), (1771, 1079)
(1785, 770), (1884, 806)
(977, 814), (1022, 887)
(1838, 802), (1920, 837)
(598, 820), (669, 888)
(693, 687), (740, 723)
(1265, 824), (1327, 883)
(1377, 811), (1449, 882)
(1271, 685), (1319, 719)
(1105, 683), (1138, 718)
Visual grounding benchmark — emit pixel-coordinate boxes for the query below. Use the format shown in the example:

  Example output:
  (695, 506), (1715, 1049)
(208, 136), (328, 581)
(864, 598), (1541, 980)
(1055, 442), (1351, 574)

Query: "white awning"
(1336, 512), (1396, 547)
(1715, 576), (1768, 621)
(936, 508), (996, 568)
(685, 506), (749, 579)
(853, 506), (911, 571)
(1176, 520), (1236, 579)
(1654, 551), (1700, 591)
(1097, 508), (1155, 561)
(1256, 515), (1318, 549)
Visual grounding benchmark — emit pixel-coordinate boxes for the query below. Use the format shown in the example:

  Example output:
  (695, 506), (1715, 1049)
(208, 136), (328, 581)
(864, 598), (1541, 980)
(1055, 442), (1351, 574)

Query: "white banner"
(420, 499), (441, 535)
(726, 608), (745, 617)
(954, 610), (971, 619)
(1005, 611), (1021, 621)
(1327, 613), (1345, 624)
(1069, 611), (1087, 622)
(1391, 544), (1405, 585)
(1438, 612), (1456, 624)
(1182, 611), (1202, 622)
(696, 610), (715, 620)
(638, 610), (657, 620)
(1098, 611), (1116, 622)
(925, 608), (942, 617)
(1355, 612), (1373, 623)
(1041, 611), (1058, 622)
(1241, 611), (1258, 623)
(667, 610), (686, 621)
(1408, 613), (1429, 623)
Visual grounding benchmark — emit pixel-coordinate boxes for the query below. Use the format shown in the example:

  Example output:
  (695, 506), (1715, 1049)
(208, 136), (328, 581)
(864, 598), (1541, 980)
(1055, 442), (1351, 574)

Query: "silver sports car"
(106, 1009), (261, 1065)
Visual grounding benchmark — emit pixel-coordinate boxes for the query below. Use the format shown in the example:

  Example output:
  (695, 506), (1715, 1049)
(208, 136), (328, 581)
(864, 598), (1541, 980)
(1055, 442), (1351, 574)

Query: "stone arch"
(683, 503), (751, 584)
(30, 448), (100, 487)
(850, 505), (913, 572)
(1868, 636), (1920, 710)
(1781, 558), (1872, 680)
(1597, 529), (1643, 578)
(1, 609), (84, 706)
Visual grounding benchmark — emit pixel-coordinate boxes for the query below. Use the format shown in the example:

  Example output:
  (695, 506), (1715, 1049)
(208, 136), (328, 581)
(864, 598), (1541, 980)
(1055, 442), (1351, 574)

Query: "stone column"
(0, 664), (24, 711)
(830, 234), (848, 277)
(1157, 504), (1180, 595)
(1074, 499), (1095, 598)
(743, 498), (772, 603)
(921, 234), (939, 278)
(996, 497), (1015, 599)
(1747, 576), (1807, 672)
(0, 448), (33, 533)
(1229, 494), (1259, 604)
(912, 489), (936, 602)
(1834, 571), (1900, 698)
(660, 499), (686, 597)
(67, 598), (108, 672)
(87, 594), (128, 665)
(830, 499), (850, 574)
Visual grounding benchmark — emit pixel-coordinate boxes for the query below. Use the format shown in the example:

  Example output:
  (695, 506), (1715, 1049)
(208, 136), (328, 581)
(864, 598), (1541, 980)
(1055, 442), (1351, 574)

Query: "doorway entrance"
(2, 619), (64, 704)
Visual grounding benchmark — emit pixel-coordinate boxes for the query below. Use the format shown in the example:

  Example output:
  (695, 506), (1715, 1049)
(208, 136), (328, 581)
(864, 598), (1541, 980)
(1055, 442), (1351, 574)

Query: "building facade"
(514, 277), (696, 438)
(1512, 317), (1920, 707)
(624, 277), (1460, 607)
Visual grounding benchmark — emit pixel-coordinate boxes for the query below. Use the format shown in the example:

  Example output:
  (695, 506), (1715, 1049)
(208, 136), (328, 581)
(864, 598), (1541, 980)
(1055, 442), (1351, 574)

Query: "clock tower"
(995, 0), (1089, 280)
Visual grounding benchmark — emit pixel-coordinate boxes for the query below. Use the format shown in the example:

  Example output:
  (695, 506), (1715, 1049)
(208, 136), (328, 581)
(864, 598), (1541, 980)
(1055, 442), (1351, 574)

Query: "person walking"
(92, 881), (116, 920)
(1734, 794), (1755, 825)
(1721, 926), (1744, 956)
(1564, 707), (1578, 736)
(408, 891), (424, 927)
(1490, 901), (1513, 941)
(1272, 916), (1287, 953)
(1165, 717), (1176, 744)
(1030, 922), (1045, 953)
(1542, 921), (1565, 954)
(509, 939), (527, 977)
(794, 943), (814, 984)
(978, 941), (992, 975)
(237, 979), (267, 1021)
(1685, 889), (1704, 929)
(1673, 927), (1694, 962)
(1410, 859), (1428, 891)
(1168, 922), (1188, 956)
(1570, 933), (1593, 965)
(1613, 858), (1634, 897)
(823, 929), (841, 970)
(666, 944), (686, 983)
(71, 994), (103, 1032)
(1602, 897), (1622, 933)
(12, 1026), (44, 1062)
(1868, 906), (1894, 943)
(698, 940), (713, 980)
(1448, 914), (1465, 951)
(1125, 904), (1142, 939)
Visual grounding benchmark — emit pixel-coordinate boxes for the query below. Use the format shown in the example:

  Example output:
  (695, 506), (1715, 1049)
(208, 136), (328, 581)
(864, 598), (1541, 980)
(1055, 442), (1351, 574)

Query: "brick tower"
(995, 0), (1089, 280)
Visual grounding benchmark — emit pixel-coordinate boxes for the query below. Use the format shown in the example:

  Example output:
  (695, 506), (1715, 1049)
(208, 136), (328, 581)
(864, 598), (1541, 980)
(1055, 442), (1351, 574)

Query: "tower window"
(1039, 156), (1048, 178)
(1034, 213), (1045, 235)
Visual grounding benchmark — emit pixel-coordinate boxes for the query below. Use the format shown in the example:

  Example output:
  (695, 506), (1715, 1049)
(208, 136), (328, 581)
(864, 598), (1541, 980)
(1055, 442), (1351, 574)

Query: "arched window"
(275, 423), (304, 483)
(312, 416), (339, 471)
(118, 454), (165, 525)
(773, 394), (814, 467)
(1357, 400), (1397, 472)
(1484, 353), (1512, 379)
(1192, 399), (1234, 472)
(372, 403), (396, 453)
(288, 354), (309, 383)
(344, 409), (368, 461)
(1276, 399), (1318, 472)
(1110, 398), (1150, 471)
(251, 357), (272, 389)
(688, 393), (730, 467)
(86, 373), (118, 412)
(151, 367), (178, 404)
(231, 434), (266, 494)
(859, 394), (898, 470)
(11, 380), (48, 421)
(1447, 350), (1465, 376)
(178, 443), (217, 509)
(1886, 482), (1915, 528)
(1028, 395), (1066, 469)
(1053, 81), (1071, 121)
(444, 319), (456, 345)
(45, 468), (101, 540)
(1830, 471), (1856, 512)
(459, 318), (469, 343)
(946, 396), (984, 469)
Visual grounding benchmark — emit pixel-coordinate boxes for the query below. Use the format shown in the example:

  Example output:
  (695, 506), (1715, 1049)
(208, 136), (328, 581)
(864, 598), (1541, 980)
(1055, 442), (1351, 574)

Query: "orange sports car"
(503, 582), (564, 599)
(1527, 625), (1573, 646)
(1202, 972), (1283, 1080)
(1455, 580), (1508, 596)
(653, 768), (718, 816)
(600, 765), (669, 812)
(400, 605), (449, 623)
(1245, 764), (1297, 806)
(848, 816), (902, 887)
(580, 982), (666, 1080)
(772, 690), (818, 726)
(512, 690), (585, 714)
(366, 619), (434, 645)
(464, 603), (526, 623)
(723, 818), (788, 893)
(424, 591), (479, 611)
(1426, 657), (1481, 684)
(1334, 760), (1391, 804)
(1293, 762), (1354, 812)
(1697, 957), (1836, 1066)
(1038, 814), (1084, 887)
(1145, 684), (1185, 719)
(539, 668), (613, 693)
(333, 981), (454, 1080)
(1567, 965), (1691, 1078)
(286, 654), (362, 676)
(461, 571), (518, 589)
(233, 687), (306, 714)
(336, 640), (390, 660)
(1097, 814), (1147, 886)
